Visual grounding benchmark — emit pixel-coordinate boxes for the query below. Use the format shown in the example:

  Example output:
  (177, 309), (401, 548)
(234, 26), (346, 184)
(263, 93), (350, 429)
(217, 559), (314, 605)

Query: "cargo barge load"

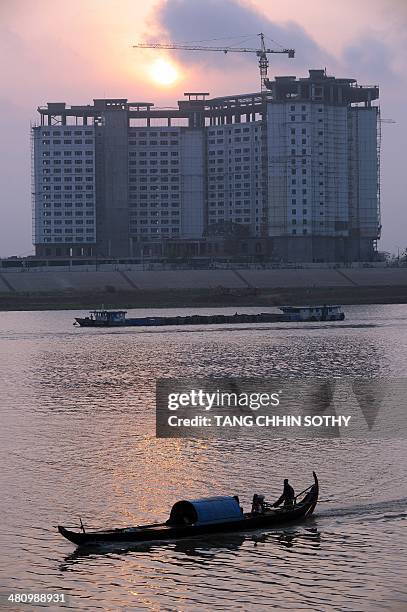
(74, 306), (345, 327)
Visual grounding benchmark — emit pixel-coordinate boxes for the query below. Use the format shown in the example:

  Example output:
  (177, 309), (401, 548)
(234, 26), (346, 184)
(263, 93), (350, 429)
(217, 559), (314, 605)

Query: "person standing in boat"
(273, 479), (295, 509)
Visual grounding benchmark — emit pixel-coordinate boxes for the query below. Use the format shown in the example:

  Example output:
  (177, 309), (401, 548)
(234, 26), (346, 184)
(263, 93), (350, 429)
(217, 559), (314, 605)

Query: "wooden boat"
(58, 473), (318, 547)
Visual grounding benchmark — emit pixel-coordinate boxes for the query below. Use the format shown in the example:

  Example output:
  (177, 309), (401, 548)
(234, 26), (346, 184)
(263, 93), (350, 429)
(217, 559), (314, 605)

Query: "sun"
(149, 58), (179, 86)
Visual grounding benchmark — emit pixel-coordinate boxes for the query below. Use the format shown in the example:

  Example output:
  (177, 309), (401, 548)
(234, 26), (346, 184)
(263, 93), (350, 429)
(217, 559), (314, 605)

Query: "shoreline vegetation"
(1, 285), (407, 311)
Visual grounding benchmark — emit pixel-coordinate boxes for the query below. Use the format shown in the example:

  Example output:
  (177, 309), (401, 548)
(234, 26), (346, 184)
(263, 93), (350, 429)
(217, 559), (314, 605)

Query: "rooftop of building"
(36, 70), (379, 126)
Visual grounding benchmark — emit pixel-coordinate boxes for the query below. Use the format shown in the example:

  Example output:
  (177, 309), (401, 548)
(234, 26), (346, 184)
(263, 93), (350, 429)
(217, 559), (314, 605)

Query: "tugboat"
(279, 305), (345, 322)
(74, 310), (127, 327)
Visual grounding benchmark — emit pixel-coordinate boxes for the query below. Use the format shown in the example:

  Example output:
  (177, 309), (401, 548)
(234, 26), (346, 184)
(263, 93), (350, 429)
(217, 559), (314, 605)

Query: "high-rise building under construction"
(32, 69), (380, 262)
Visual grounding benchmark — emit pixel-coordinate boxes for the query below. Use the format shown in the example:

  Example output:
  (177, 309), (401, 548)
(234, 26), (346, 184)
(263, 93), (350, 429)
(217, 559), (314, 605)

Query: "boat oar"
(294, 484), (314, 501)
(79, 517), (86, 533)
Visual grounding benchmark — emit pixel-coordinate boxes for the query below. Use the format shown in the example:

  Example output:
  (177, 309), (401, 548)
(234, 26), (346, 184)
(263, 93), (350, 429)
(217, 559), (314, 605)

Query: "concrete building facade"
(32, 70), (380, 262)
(32, 123), (96, 252)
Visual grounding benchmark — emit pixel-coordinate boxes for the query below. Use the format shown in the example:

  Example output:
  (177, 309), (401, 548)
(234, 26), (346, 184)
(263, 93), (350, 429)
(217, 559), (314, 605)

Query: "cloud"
(151, 0), (334, 77)
(342, 35), (403, 86)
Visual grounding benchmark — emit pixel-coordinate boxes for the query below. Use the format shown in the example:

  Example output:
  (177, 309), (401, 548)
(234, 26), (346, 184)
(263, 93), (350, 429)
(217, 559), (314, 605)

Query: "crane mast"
(134, 33), (295, 92)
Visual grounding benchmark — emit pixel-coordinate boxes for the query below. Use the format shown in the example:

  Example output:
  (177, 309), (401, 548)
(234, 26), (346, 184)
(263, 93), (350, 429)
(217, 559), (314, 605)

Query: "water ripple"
(0, 305), (406, 610)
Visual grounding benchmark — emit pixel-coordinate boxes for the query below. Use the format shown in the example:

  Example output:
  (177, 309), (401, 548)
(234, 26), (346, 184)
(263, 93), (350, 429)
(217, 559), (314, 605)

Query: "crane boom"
(133, 33), (295, 92)
(135, 43), (293, 54)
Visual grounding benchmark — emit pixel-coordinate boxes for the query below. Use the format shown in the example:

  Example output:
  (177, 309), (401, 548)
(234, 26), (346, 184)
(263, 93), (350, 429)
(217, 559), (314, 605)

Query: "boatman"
(273, 479), (295, 509)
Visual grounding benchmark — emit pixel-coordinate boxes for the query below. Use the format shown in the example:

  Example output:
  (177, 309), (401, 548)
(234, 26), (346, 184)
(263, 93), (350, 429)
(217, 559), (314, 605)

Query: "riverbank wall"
(0, 267), (406, 310)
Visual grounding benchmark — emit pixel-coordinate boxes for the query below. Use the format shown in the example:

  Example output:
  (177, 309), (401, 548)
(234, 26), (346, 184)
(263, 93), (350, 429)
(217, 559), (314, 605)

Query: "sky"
(0, 0), (406, 257)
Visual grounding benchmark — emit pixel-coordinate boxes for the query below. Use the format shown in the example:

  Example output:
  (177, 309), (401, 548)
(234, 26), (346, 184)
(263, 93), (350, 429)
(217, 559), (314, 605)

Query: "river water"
(0, 304), (406, 611)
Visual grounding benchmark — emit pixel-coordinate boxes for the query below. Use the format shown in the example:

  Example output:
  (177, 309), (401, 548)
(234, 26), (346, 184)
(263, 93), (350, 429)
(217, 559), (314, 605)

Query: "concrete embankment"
(0, 267), (406, 310)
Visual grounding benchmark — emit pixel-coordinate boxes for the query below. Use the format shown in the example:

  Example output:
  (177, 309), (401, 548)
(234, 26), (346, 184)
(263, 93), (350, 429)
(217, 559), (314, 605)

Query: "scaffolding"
(30, 123), (39, 247)
(376, 106), (382, 245)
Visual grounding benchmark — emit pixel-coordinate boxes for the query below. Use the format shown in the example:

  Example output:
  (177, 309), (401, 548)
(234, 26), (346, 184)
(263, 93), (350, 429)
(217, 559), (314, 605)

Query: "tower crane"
(134, 33), (295, 92)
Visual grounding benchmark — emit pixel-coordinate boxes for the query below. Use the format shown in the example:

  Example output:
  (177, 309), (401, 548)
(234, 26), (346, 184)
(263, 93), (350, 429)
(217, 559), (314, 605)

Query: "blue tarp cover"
(170, 496), (243, 526)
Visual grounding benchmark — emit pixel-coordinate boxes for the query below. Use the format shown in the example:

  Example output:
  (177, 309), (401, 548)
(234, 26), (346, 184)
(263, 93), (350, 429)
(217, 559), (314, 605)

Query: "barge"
(74, 305), (344, 327)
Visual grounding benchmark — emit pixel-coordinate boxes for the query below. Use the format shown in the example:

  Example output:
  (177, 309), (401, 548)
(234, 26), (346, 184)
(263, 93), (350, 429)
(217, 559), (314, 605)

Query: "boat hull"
(58, 474), (318, 547)
(75, 318), (125, 327)
(74, 312), (344, 327)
